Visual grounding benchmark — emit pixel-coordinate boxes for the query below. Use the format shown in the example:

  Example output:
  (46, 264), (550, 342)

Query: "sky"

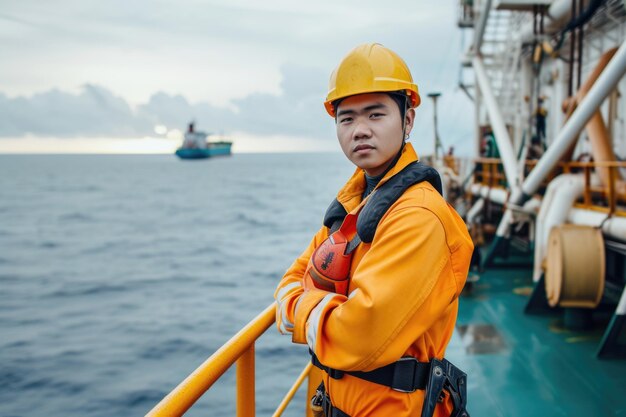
(0, 0), (475, 154)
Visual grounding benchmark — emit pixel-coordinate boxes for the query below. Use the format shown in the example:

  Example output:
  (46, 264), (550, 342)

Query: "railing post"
(584, 166), (592, 207)
(272, 363), (314, 417)
(609, 166), (616, 215)
(237, 344), (255, 417)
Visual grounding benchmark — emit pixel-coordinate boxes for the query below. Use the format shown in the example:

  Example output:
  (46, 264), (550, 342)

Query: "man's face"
(335, 93), (414, 177)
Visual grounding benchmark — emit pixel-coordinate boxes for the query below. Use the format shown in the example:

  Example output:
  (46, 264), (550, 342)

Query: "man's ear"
(404, 108), (416, 135)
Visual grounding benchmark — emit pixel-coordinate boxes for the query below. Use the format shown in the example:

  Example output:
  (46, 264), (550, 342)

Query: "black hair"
(387, 92), (408, 120)
(333, 90), (409, 120)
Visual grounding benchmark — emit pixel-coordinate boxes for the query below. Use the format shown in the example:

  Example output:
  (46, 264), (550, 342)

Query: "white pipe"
(617, 283), (626, 316)
(520, 0), (591, 43)
(473, 56), (521, 191)
(567, 208), (626, 242)
(518, 138), (529, 181)
(469, 183), (509, 204)
(553, 59), (568, 141)
(495, 208), (514, 238)
(532, 174), (587, 282)
(433, 161), (460, 201)
(514, 111), (522, 157)
(523, 197), (542, 214)
(466, 198), (485, 226)
(519, 40), (626, 203)
(474, 0), (493, 53)
(524, 197), (541, 256)
(475, 74), (482, 157)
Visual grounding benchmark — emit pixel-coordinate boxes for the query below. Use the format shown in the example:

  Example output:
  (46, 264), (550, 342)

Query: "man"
(535, 96), (548, 143)
(274, 43), (473, 417)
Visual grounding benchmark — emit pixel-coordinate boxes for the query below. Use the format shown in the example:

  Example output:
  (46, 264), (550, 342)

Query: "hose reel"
(545, 224), (605, 308)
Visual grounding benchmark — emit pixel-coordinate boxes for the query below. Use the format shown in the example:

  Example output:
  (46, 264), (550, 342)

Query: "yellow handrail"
(146, 303), (276, 417)
(237, 344), (256, 417)
(145, 302), (322, 417)
(272, 363), (313, 417)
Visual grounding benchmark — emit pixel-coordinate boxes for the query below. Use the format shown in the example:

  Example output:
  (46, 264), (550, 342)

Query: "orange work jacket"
(274, 142), (473, 416)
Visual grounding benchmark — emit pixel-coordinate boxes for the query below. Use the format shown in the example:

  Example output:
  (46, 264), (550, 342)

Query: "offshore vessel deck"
(145, 0), (626, 415)
(451, 264), (626, 416)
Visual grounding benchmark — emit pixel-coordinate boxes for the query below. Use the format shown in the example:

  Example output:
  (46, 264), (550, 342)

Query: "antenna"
(427, 92), (444, 159)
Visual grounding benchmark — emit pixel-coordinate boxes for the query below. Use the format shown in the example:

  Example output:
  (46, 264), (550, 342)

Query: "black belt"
(311, 353), (429, 393)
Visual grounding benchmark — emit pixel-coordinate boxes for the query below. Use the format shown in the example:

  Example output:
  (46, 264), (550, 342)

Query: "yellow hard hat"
(324, 43), (420, 117)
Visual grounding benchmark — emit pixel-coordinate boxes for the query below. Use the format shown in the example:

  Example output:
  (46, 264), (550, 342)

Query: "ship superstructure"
(455, 0), (626, 358)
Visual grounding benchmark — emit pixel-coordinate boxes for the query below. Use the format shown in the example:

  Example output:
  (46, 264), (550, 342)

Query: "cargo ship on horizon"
(175, 122), (232, 160)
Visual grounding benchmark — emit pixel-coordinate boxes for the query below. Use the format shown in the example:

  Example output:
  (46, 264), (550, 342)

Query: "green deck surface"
(447, 266), (626, 417)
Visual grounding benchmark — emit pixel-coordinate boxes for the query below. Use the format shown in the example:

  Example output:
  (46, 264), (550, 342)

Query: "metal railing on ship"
(145, 303), (322, 417)
(560, 161), (626, 216)
(471, 158), (626, 216)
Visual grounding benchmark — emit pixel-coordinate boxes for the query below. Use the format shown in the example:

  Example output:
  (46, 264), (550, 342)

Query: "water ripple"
(46, 283), (129, 298)
(0, 153), (350, 417)
(140, 338), (207, 360)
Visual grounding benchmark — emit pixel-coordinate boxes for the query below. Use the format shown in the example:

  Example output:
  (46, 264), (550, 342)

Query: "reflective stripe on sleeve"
(306, 293), (342, 352)
(276, 282), (302, 334)
(277, 282), (301, 301)
(278, 320), (290, 335)
(281, 306), (294, 332)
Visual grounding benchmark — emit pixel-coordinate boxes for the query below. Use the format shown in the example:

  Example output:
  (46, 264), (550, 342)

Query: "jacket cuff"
(292, 289), (328, 344)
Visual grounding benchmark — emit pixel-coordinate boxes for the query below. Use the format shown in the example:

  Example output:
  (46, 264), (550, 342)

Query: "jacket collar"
(336, 142), (419, 212)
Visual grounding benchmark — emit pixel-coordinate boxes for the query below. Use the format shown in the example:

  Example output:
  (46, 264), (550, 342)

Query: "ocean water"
(0, 152), (354, 417)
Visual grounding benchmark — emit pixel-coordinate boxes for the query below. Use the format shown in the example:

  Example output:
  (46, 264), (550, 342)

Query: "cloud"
(0, 1), (460, 106)
(0, 6), (476, 155)
(0, 1), (478, 154)
(0, 59), (475, 155)
(0, 64), (335, 140)
(136, 63), (334, 138)
(0, 85), (153, 137)
(228, 63), (332, 136)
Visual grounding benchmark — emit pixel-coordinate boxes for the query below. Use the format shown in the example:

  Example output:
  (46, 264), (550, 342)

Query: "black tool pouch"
(420, 358), (469, 417)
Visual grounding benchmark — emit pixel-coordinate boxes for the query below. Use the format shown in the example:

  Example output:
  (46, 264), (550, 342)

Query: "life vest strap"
(323, 161), (443, 244)
(311, 352), (429, 392)
(344, 235), (361, 255)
